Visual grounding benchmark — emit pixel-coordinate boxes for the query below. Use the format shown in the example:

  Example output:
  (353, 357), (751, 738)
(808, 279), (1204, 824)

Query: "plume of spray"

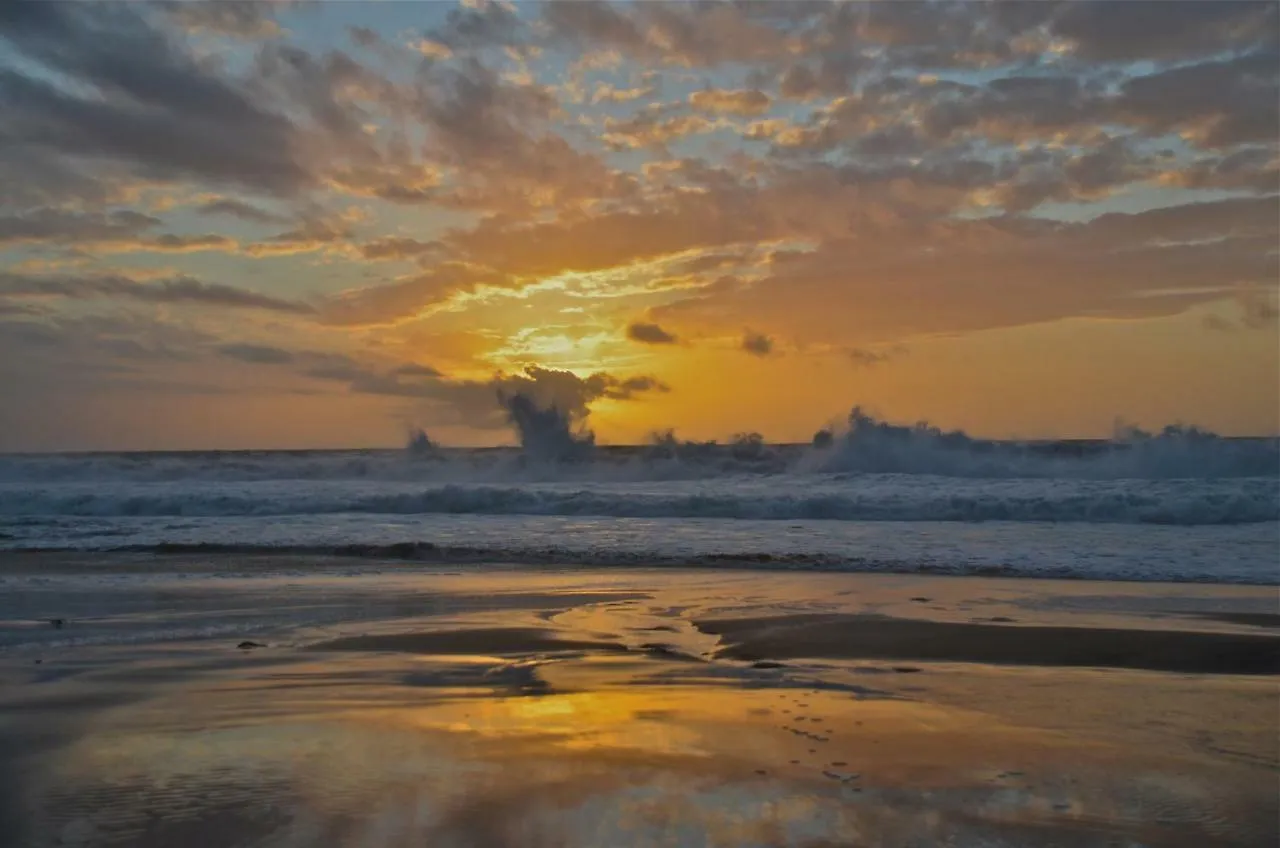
(805, 406), (1279, 478)
(499, 392), (595, 463)
(404, 427), (437, 458)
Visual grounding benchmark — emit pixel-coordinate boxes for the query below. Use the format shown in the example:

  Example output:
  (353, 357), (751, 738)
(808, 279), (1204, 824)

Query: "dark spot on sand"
(831, 761), (847, 767)
(755, 769), (767, 776)
(751, 661), (787, 669)
(49, 619), (64, 629)
(789, 759), (800, 764)
(909, 597), (931, 603)
(33, 659), (42, 664)
(892, 666), (922, 673)
(238, 641), (267, 650)
(988, 616), (1016, 623)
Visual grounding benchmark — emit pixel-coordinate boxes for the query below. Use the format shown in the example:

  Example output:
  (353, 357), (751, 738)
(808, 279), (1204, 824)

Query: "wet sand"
(699, 613), (1280, 674)
(0, 553), (1276, 847)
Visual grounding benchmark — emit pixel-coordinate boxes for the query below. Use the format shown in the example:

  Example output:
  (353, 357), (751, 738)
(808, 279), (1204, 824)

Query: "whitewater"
(2, 411), (1277, 584)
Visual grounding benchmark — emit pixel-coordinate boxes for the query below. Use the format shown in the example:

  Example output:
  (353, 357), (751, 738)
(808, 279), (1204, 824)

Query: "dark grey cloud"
(776, 58), (856, 100)
(0, 208), (159, 246)
(0, 271), (313, 313)
(296, 356), (665, 427)
(298, 352), (446, 397)
(218, 343), (296, 364)
(0, 2), (310, 194)
(196, 198), (290, 225)
(491, 365), (668, 419)
(742, 330), (774, 357)
(626, 321), (678, 345)
(1047, 0), (1277, 62)
(610, 375), (671, 398)
(393, 362), (443, 378)
(1113, 52), (1280, 148)
(1162, 148), (1280, 194)
(427, 0), (526, 50)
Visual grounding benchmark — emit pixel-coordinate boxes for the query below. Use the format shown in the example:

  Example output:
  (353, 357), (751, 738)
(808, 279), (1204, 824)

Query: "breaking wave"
(0, 409), (1274, 532)
(0, 475), (1274, 526)
(1, 408), (1274, 484)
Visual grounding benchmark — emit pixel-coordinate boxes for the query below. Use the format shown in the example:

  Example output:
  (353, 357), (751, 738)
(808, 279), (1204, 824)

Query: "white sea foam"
(1, 410), (1275, 582)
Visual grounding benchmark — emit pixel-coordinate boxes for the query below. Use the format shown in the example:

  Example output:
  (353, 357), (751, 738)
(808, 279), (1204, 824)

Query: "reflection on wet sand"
(1, 559), (1277, 847)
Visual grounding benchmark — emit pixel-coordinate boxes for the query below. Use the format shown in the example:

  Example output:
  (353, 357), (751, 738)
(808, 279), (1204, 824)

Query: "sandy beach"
(0, 552), (1275, 847)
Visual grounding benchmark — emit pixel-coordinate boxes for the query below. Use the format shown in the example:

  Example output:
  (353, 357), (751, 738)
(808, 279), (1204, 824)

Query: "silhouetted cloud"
(0, 272), (313, 313)
(742, 331), (774, 357)
(196, 199), (289, 225)
(848, 346), (906, 368)
(218, 343), (295, 364)
(627, 321), (678, 345)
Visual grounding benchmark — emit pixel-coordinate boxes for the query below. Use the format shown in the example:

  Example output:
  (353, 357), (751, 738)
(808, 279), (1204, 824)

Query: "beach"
(2, 552), (1276, 847)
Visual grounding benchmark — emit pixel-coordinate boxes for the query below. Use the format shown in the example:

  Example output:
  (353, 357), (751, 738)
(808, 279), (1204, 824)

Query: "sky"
(0, 0), (1276, 451)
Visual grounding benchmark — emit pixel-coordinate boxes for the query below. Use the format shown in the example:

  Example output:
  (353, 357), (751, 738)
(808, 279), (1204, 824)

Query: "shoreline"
(2, 545), (1279, 586)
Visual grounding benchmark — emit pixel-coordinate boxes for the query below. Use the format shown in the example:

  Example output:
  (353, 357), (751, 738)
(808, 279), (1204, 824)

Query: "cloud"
(393, 362), (444, 378)
(157, 1), (285, 39)
(0, 208), (159, 246)
(1112, 52), (1280, 149)
(359, 237), (442, 261)
(329, 364), (672, 431)
(218, 343), (295, 364)
(591, 82), (655, 104)
(0, 271), (313, 313)
(0, 3), (312, 194)
(742, 330), (774, 357)
(689, 88), (771, 116)
(848, 346), (906, 368)
(196, 198), (290, 225)
(1046, 1), (1276, 62)
(320, 262), (510, 327)
(655, 196), (1279, 345)
(1241, 292), (1280, 330)
(603, 110), (721, 151)
(1, 0), (1276, 448)
(0, 300), (41, 316)
(492, 365), (668, 416)
(777, 60), (855, 100)
(626, 321), (678, 345)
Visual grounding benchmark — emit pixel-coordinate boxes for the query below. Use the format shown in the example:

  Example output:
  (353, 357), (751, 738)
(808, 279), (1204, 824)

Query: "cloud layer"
(0, 0), (1275, 447)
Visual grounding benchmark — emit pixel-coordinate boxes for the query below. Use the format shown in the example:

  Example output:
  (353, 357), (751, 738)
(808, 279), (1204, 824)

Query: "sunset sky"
(0, 0), (1276, 451)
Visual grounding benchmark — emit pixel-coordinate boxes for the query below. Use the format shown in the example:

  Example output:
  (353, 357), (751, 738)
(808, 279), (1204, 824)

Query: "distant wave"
(0, 476), (1273, 525)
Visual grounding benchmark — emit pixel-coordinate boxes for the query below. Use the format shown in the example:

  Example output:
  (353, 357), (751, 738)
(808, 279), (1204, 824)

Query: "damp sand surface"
(0, 552), (1276, 847)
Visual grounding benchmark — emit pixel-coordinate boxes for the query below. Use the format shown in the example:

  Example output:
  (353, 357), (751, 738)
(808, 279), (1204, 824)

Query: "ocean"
(2, 416), (1276, 585)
